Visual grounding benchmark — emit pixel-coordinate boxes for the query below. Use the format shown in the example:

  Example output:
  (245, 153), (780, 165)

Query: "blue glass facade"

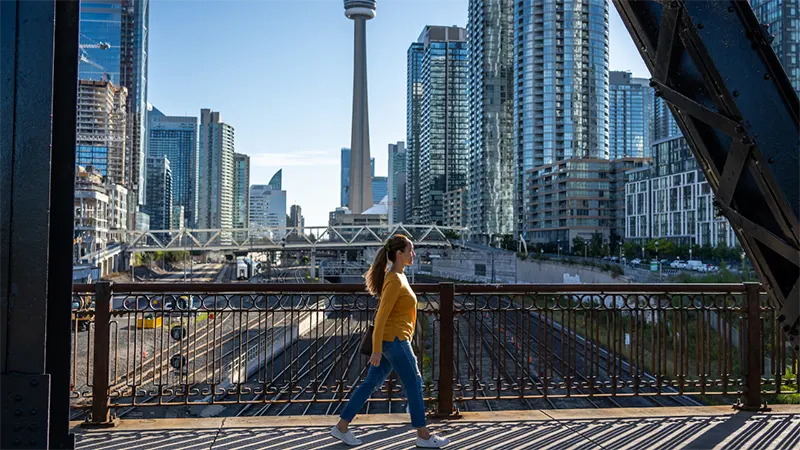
(609, 71), (650, 159)
(340, 148), (350, 207)
(78, 1), (122, 82)
(144, 156), (172, 230)
(372, 176), (388, 204)
(147, 107), (198, 227)
(76, 145), (109, 175)
(79, 0), (149, 206)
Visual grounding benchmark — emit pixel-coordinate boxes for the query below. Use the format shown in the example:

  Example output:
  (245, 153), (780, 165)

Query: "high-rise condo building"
(144, 155), (172, 230)
(467, 0), (516, 244)
(514, 0), (609, 244)
(233, 153), (250, 230)
(609, 71), (651, 159)
(147, 106), (199, 227)
(406, 26), (469, 225)
(388, 141), (407, 224)
(197, 109), (234, 232)
(76, 80), (128, 185)
(79, 0), (149, 206)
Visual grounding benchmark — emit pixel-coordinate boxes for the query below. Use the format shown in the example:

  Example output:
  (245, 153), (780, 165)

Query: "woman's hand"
(369, 352), (382, 367)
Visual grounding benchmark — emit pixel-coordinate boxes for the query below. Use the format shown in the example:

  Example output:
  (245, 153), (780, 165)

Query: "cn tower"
(344, 0), (375, 214)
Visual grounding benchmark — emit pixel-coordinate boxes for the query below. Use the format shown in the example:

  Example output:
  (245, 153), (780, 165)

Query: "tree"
(443, 230), (461, 240)
(572, 236), (587, 256)
(589, 233), (604, 257)
(713, 243), (729, 263)
(500, 234), (515, 251)
(623, 242), (639, 259)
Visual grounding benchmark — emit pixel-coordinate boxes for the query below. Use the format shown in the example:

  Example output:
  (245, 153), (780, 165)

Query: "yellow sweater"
(372, 271), (417, 353)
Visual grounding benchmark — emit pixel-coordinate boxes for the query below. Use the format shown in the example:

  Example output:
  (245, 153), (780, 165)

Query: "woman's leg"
(381, 340), (427, 435)
(337, 352), (393, 429)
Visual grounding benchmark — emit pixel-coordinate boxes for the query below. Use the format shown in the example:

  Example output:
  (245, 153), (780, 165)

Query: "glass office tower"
(147, 106), (198, 227)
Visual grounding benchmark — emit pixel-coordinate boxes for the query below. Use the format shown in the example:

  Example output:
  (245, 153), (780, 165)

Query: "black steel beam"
(1, 0), (58, 447)
(613, 0), (800, 347)
(48, 0), (80, 447)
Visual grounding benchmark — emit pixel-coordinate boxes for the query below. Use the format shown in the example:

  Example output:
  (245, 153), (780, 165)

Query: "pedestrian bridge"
(111, 224), (465, 253)
(72, 406), (800, 449)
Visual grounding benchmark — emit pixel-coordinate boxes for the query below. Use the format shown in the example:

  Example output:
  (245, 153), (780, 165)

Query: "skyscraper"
(79, 0), (149, 206)
(233, 153), (250, 230)
(372, 176), (388, 205)
(514, 0), (609, 244)
(468, 0), (515, 243)
(268, 169), (282, 191)
(344, 0), (376, 214)
(144, 155), (172, 230)
(290, 204), (304, 229)
(197, 109), (234, 231)
(406, 42), (424, 223)
(609, 71), (651, 159)
(388, 141), (407, 224)
(250, 185), (287, 239)
(147, 106), (199, 227)
(407, 26), (469, 225)
(76, 80), (128, 185)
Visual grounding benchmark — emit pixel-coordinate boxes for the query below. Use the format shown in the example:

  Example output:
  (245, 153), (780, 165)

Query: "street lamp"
(557, 239), (561, 258)
(618, 240), (623, 262)
(655, 240), (661, 277)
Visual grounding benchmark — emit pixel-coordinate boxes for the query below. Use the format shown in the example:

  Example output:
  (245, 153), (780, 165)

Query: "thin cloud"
(250, 151), (339, 167)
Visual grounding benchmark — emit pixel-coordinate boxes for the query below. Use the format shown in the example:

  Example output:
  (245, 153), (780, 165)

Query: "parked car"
(630, 258), (641, 265)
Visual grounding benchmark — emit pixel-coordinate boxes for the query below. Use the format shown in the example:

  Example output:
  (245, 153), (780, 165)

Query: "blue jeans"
(340, 337), (426, 428)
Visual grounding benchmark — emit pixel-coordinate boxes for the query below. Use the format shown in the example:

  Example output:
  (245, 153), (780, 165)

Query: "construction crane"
(613, 0), (800, 349)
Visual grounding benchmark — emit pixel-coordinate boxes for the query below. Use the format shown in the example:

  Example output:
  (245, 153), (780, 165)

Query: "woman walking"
(330, 234), (449, 448)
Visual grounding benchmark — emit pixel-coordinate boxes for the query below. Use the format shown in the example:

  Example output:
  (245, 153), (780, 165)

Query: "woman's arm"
(371, 276), (400, 353)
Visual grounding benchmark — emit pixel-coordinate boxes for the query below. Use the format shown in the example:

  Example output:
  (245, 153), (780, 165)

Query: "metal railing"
(71, 282), (798, 425)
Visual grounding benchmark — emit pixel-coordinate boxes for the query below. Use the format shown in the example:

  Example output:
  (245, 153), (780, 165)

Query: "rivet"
(30, 409), (37, 416)
(30, 379), (39, 387)
(735, 125), (744, 133)
(14, 394), (22, 402)
(654, 91), (663, 97)
(697, 23), (704, 30)
(764, 73), (771, 80)
(13, 438), (21, 446)
(671, 1), (678, 7)
(14, 408), (23, 417)
(29, 438), (37, 446)
(13, 423), (22, 431)
(733, 91), (739, 97)
(768, 157), (775, 164)
(728, 6), (734, 12)
(29, 423), (37, 431)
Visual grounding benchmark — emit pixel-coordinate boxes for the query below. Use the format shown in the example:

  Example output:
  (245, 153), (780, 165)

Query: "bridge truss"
(112, 224), (465, 253)
(614, 0), (800, 344)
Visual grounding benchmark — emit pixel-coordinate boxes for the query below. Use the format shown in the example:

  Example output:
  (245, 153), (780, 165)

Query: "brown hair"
(364, 234), (410, 297)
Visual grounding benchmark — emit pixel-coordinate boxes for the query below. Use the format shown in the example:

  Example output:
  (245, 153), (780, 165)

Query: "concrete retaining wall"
(516, 259), (630, 284)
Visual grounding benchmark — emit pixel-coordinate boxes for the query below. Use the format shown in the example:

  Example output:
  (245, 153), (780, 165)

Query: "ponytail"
(364, 234), (410, 297)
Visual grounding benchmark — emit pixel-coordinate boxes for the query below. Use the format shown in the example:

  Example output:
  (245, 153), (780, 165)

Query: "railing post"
(83, 281), (118, 427)
(434, 283), (458, 418)
(741, 282), (765, 411)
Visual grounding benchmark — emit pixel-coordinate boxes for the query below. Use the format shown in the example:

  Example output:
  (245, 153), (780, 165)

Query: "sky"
(148, 0), (649, 227)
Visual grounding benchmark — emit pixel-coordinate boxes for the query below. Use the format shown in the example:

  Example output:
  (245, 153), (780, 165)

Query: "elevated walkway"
(72, 406), (800, 449)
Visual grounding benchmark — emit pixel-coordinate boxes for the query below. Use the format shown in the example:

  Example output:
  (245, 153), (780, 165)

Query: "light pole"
(618, 240), (622, 262)
(741, 251), (746, 276)
(655, 240), (661, 277)
(689, 246), (693, 261)
(557, 239), (561, 258)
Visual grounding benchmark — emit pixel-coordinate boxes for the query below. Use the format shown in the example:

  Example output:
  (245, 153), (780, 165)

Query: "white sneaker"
(416, 435), (449, 448)
(330, 426), (362, 446)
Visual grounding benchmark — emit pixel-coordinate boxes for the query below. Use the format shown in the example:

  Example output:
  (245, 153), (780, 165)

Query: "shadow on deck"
(72, 405), (800, 450)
